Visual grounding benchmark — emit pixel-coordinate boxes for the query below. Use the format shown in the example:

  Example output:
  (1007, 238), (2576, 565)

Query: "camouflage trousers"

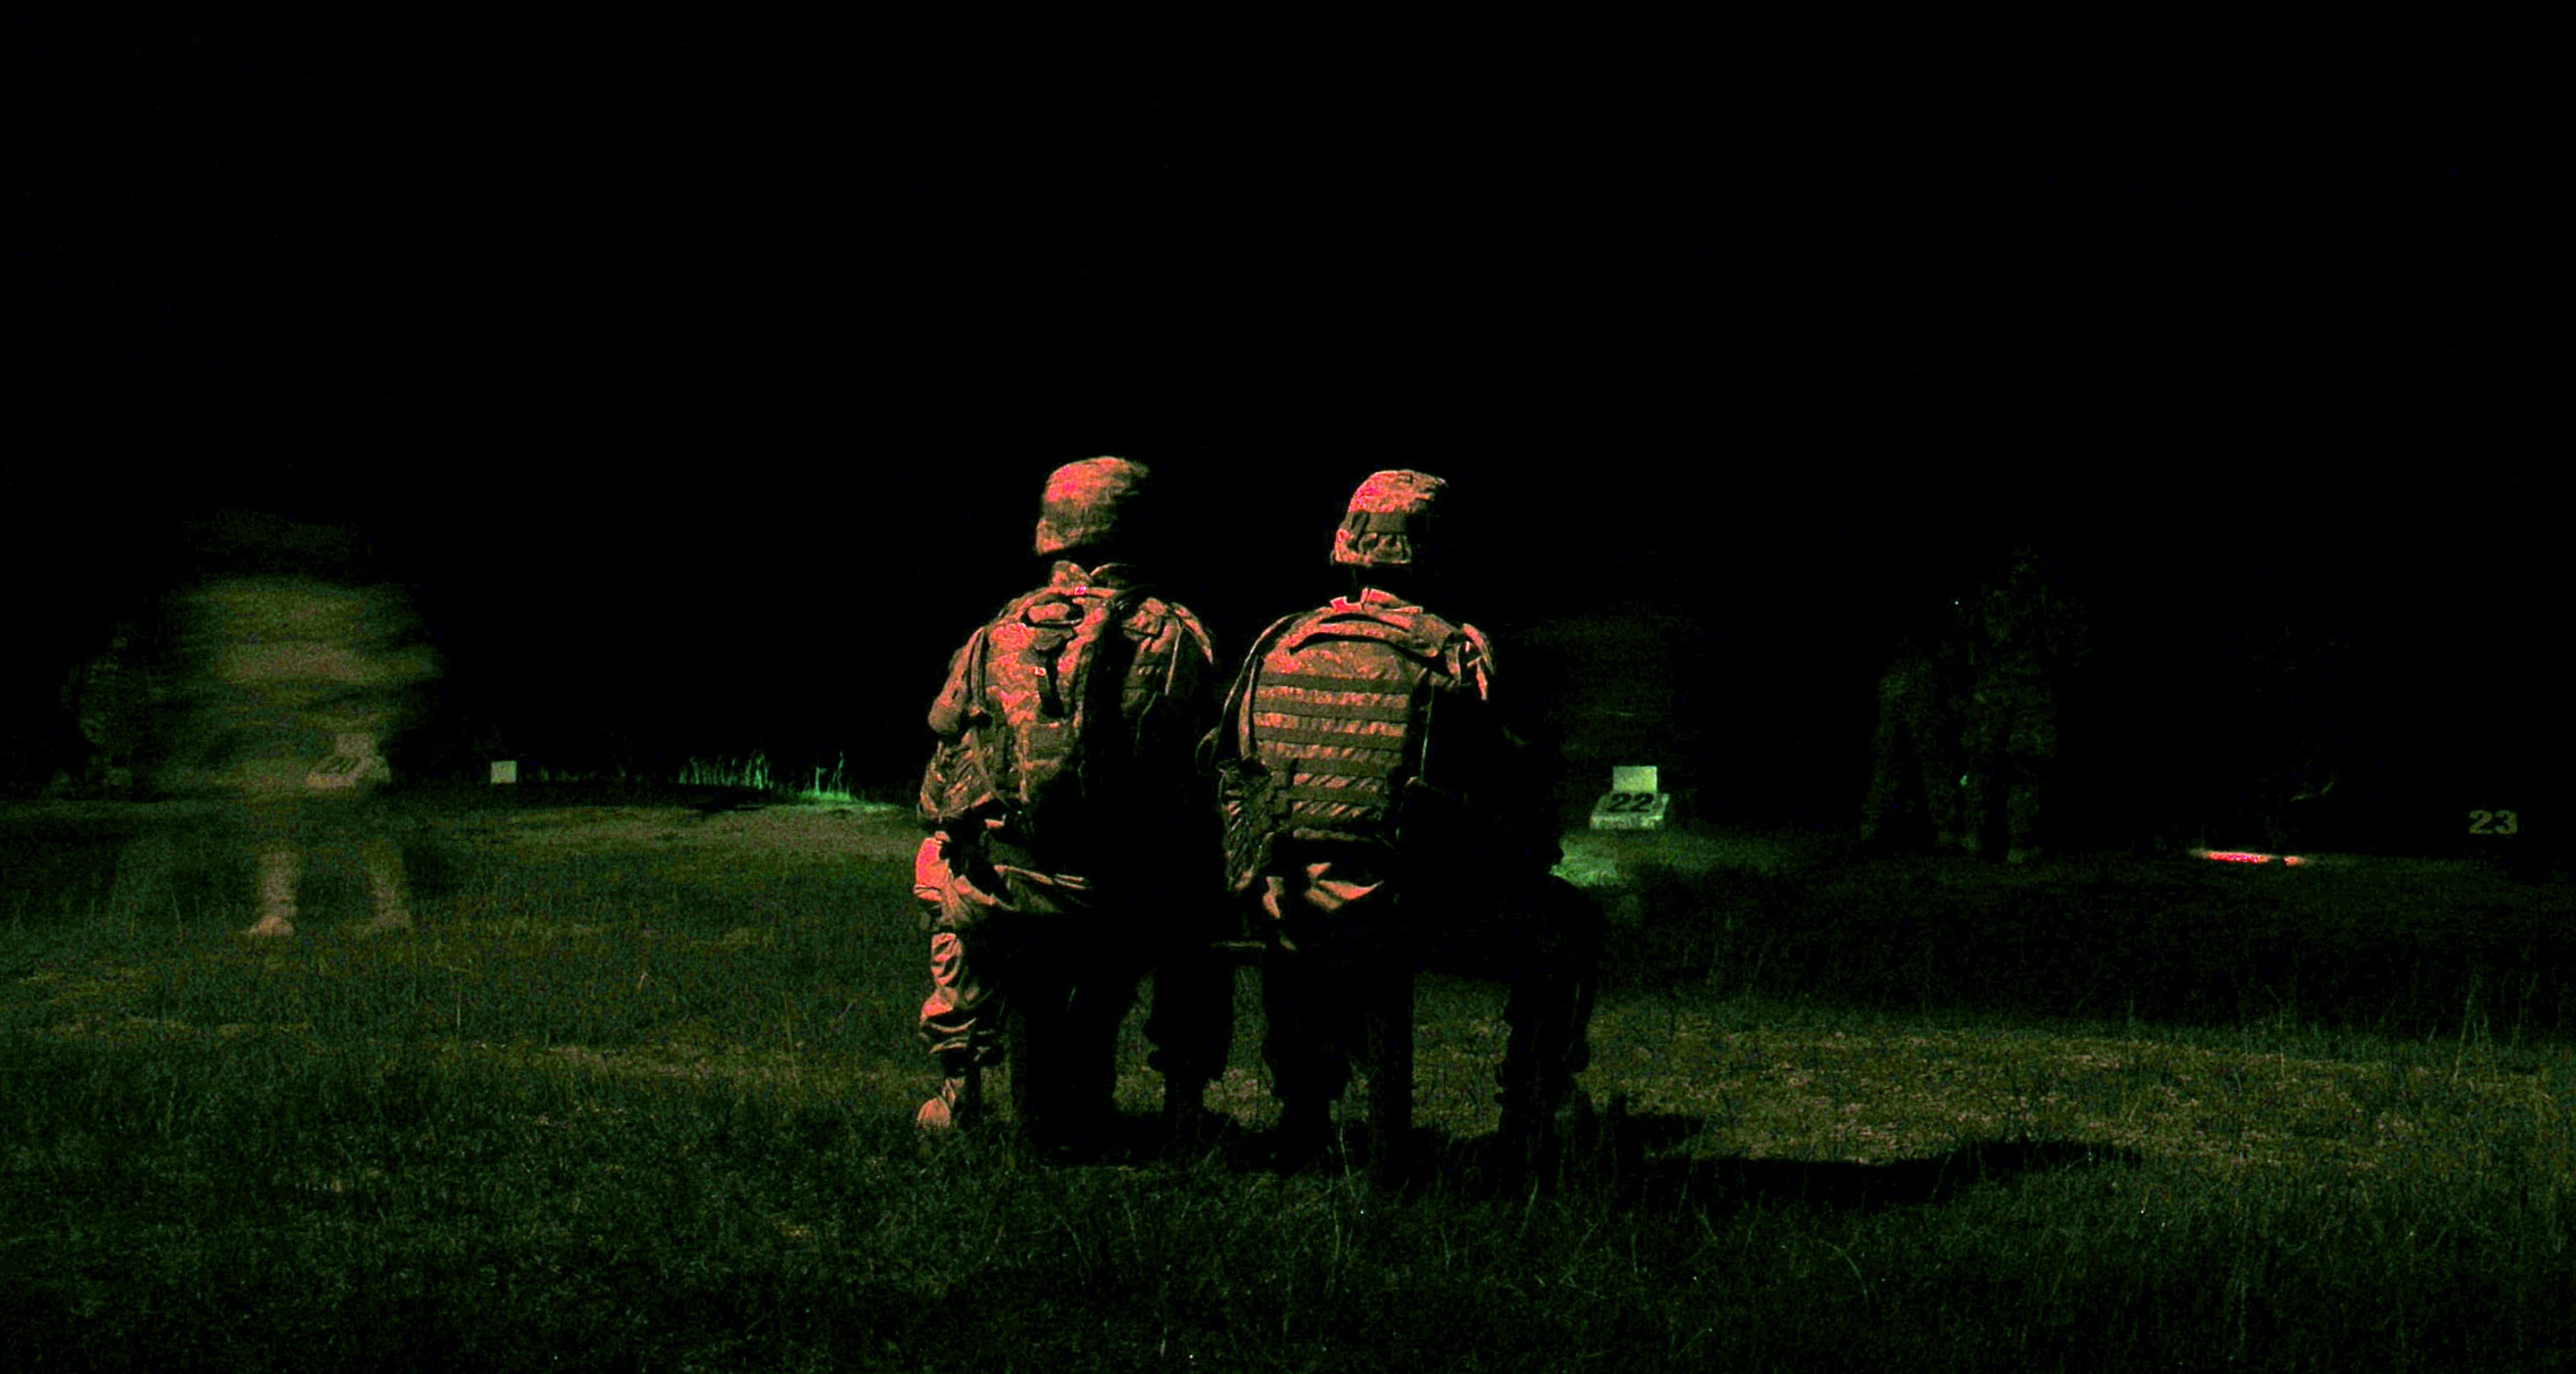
(1253, 856), (1602, 1124)
(912, 836), (1234, 1106)
(1962, 682), (2061, 861)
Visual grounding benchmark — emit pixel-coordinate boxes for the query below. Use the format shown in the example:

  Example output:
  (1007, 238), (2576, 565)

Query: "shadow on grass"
(1566, 1112), (2143, 1213)
(1004, 1101), (2144, 1218)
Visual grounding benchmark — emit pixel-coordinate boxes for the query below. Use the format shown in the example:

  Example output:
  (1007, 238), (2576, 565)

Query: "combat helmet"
(1330, 469), (1448, 569)
(1033, 457), (1156, 558)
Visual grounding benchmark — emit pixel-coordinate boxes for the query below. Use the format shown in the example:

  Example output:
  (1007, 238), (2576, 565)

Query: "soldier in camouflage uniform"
(1859, 597), (1972, 856)
(1958, 546), (2089, 864)
(1207, 470), (1602, 1176)
(911, 458), (1233, 1152)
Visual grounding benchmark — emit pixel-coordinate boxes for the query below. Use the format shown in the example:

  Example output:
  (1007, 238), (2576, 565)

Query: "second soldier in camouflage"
(1207, 470), (1602, 1178)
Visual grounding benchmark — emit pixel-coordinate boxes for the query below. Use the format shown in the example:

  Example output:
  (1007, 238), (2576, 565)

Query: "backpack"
(1208, 597), (1488, 891)
(922, 579), (1196, 860)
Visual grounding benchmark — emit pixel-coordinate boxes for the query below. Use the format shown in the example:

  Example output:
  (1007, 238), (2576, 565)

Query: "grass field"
(2, 782), (2570, 1371)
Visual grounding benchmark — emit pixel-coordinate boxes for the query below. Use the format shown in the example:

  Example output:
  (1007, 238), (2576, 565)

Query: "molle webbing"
(1252, 654), (1425, 842)
(972, 582), (1147, 840)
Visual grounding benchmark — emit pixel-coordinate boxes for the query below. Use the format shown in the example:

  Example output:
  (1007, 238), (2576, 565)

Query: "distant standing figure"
(1859, 600), (1971, 856)
(153, 512), (438, 936)
(2230, 613), (2355, 856)
(1959, 546), (2088, 864)
(910, 458), (1234, 1151)
(51, 622), (151, 800)
(1206, 469), (1602, 1177)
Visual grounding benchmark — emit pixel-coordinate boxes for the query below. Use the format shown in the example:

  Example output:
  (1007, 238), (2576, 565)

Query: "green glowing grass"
(2, 804), (2569, 1369)
(471, 746), (877, 809)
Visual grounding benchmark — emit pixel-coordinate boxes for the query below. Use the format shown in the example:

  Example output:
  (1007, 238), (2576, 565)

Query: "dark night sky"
(6, 21), (2545, 845)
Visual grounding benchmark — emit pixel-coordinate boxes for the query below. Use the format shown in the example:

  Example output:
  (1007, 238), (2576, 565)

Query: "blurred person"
(151, 511), (438, 936)
(1859, 595), (1972, 857)
(1205, 470), (1603, 1178)
(1959, 546), (2089, 864)
(48, 620), (152, 800)
(2228, 612), (2357, 856)
(910, 458), (1234, 1153)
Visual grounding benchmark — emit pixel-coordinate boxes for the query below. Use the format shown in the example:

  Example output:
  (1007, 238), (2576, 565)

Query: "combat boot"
(916, 1059), (985, 1134)
(1497, 1076), (1597, 1193)
(1495, 1103), (1549, 1189)
(1271, 1097), (1334, 1172)
(1161, 1076), (1224, 1156)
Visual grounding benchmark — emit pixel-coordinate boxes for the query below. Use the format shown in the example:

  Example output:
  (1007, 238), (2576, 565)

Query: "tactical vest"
(925, 579), (1182, 859)
(1213, 599), (1473, 886)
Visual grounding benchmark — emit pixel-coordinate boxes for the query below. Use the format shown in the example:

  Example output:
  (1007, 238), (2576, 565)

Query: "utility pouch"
(918, 733), (999, 832)
(1214, 754), (1280, 895)
(911, 832), (1009, 934)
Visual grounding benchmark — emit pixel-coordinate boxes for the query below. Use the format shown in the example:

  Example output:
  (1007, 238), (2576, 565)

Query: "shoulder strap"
(927, 623), (993, 736)
(1162, 602), (1215, 662)
(1202, 612), (1303, 770)
(1064, 582), (1145, 736)
(1280, 602), (1459, 662)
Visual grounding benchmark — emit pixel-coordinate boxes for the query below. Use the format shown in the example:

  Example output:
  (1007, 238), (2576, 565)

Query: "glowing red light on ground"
(2186, 849), (2309, 866)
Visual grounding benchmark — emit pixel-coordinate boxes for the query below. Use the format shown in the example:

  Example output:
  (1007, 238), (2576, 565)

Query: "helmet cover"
(1032, 457), (1155, 557)
(1329, 469), (1447, 568)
